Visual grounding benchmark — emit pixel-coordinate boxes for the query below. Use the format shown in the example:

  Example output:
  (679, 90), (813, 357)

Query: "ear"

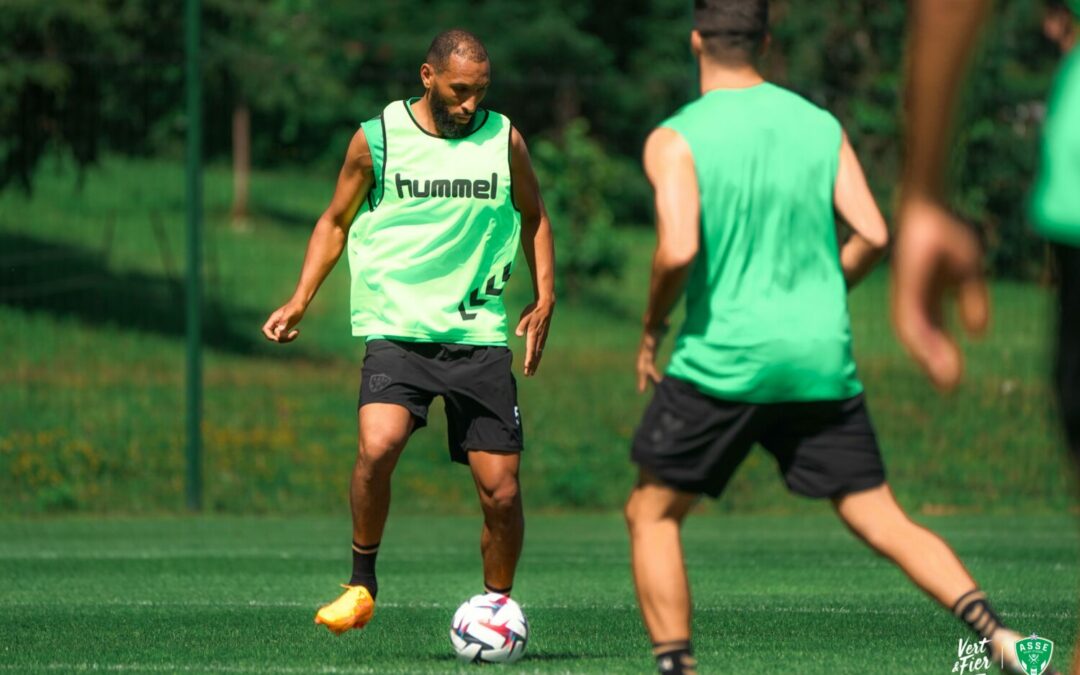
(690, 29), (703, 57)
(420, 63), (435, 89)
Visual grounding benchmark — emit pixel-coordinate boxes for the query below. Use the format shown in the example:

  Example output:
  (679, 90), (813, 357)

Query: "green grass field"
(0, 515), (1076, 674)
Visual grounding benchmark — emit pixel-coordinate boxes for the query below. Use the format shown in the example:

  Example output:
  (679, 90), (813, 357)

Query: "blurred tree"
(1, 1), (120, 191)
(203, 0), (345, 229)
(531, 119), (626, 294)
(0, 0), (1066, 280)
(950, 0), (1059, 279)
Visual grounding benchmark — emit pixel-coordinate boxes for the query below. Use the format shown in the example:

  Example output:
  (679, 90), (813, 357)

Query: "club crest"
(1015, 635), (1054, 675)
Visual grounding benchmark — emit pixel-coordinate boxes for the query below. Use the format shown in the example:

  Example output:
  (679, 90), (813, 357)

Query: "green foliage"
(769, 0), (1061, 279)
(950, 1), (1060, 279)
(530, 120), (639, 295)
(0, 0), (135, 190)
(770, 0), (906, 211)
(202, 0), (350, 165)
(3, 0), (1069, 277)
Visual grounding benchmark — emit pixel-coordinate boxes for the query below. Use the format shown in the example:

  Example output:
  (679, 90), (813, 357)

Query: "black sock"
(349, 540), (379, 600)
(484, 582), (512, 597)
(653, 641), (696, 675)
(953, 589), (1005, 642)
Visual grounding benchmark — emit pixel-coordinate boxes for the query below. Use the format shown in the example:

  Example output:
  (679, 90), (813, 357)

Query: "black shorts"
(631, 377), (886, 499)
(1055, 244), (1079, 464)
(358, 339), (523, 465)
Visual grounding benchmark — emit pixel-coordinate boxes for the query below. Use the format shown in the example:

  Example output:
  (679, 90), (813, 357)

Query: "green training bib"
(347, 99), (521, 345)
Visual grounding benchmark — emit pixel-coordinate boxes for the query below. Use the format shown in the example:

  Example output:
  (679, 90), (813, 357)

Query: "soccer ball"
(449, 593), (528, 664)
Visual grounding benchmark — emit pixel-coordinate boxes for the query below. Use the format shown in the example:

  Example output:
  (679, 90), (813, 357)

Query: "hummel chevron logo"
(469, 289), (488, 308)
(458, 264), (513, 321)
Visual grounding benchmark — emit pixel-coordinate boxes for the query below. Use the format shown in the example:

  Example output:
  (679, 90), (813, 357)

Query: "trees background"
(0, 0), (1064, 278)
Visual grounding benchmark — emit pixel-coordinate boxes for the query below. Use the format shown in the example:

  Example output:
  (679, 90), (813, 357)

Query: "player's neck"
(698, 61), (766, 93)
(409, 94), (441, 136)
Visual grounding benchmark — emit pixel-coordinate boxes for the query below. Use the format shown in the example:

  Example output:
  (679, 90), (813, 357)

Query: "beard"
(430, 93), (472, 139)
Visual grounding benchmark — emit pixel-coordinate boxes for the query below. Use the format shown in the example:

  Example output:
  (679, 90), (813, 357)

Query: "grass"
(0, 514), (1076, 674)
(0, 155), (1075, 514)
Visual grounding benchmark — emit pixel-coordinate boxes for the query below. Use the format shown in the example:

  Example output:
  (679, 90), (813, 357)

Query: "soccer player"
(261, 29), (555, 634)
(623, 2), (1050, 674)
(895, 1), (1079, 672)
(1034, 0), (1080, 482)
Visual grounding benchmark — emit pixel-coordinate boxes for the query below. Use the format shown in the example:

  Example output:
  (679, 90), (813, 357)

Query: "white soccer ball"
(449, 593), (528, 664)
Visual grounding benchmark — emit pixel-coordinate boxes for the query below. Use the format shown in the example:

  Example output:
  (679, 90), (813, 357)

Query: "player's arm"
(510, 126), (556, 377)
(902, 0), (990, 204)
(893, 0), (991, 390)
(262, 128), (374, 343)
(637, 127), (699, 393)
(834, 132), (889, 290)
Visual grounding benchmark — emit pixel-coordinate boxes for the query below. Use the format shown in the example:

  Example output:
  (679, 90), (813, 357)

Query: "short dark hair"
(425, 29), (489, 72)
(694, 0), (769, 59)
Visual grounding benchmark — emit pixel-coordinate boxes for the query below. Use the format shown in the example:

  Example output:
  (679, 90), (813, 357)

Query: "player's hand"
(636, 325), (666, 393)
(891, 198), (990, 391)
(261, 301), (306, 344)
(515, 298), (554, 377)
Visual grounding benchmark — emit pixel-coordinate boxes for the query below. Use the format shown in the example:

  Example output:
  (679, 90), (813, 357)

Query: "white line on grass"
(0, 599), (1070, 621)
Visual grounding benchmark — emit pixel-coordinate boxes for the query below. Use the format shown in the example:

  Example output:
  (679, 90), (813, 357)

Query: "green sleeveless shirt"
(347, 99), (521, 345)
(1031, 48), (1080, 247)
(661, 83), (862, 403)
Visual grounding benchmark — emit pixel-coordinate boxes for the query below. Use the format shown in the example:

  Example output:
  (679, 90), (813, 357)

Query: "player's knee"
(357, 432), (405, 473)
(479, 478), (520, 514)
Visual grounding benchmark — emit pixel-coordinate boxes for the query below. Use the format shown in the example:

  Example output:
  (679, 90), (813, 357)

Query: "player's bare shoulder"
(347, 127), (376, 179)
(642, 127), (692, 183)
(508, 125), (532, 165)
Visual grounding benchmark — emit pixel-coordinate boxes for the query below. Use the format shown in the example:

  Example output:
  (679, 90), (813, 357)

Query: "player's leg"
(833, 483), (1045, 673)
(763, 395), (1055, 674)
(1053, 243), (1079, 469)
(316, 340), (435, 634)
(766, 395), (973, 606)
(628, 377), (759, 675)
(440, 343), (525, 595)
(625, 470), (698, 674)
(314, 403), (414, 634)
(349, 403), (416, 594)
(1052, 244), (1079, 675)
(834, 483), (976, 605)
(468, 450), (523, 595)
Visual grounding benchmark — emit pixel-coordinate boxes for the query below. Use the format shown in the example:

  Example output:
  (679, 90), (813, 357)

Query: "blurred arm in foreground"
(893, 0), (991, 391)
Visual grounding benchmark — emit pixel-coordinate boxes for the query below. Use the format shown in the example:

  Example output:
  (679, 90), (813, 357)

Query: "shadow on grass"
(0, 229), (296, 356)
